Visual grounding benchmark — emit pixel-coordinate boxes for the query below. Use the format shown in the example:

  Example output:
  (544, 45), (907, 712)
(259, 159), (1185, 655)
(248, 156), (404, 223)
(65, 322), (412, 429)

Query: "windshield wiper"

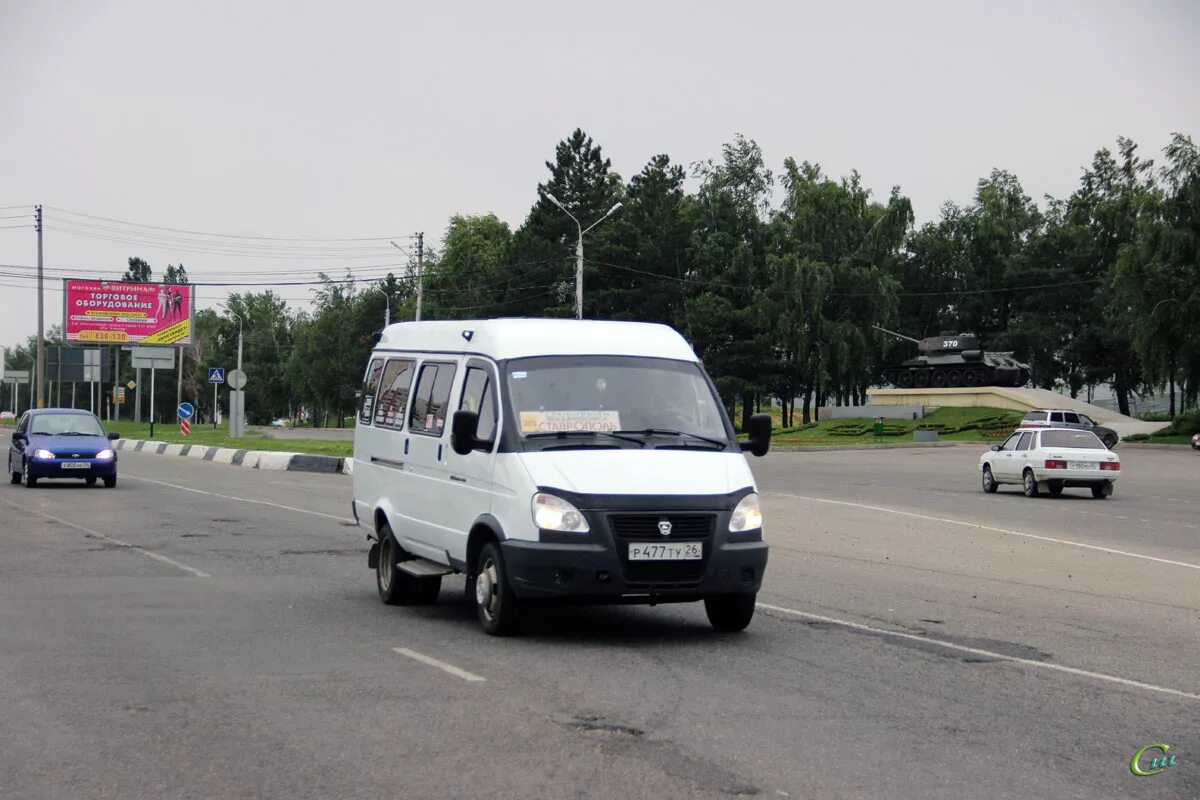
(614, 428), (728, 450)
(57, 431), (94, 436)
(525, 430), (645, 447)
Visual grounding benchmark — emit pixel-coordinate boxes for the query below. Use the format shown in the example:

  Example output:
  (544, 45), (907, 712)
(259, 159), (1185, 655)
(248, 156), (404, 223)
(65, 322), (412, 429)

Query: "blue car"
(8, 409), (120, 488)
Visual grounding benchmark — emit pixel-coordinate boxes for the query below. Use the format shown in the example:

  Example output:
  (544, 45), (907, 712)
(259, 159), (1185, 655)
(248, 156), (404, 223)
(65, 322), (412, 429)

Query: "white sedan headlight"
(95, 449), (114, 460)
(32, 448), (55, 459)
(729, 493), (763, 533)
(531, 492), (590, 533)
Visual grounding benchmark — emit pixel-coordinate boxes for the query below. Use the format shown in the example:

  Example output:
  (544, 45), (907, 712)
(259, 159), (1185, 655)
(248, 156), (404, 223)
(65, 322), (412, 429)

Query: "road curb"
(1118, 442), (1196, 451)
(115, 437), (351, 475)
(771, 441), (981, 452)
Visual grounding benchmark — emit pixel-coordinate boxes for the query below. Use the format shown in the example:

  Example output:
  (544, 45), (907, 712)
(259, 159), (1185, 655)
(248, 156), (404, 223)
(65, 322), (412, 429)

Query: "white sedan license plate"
(61, 461), (90, 469)
(1068, 461), (1097, 470)
(628, 542), (703, 561)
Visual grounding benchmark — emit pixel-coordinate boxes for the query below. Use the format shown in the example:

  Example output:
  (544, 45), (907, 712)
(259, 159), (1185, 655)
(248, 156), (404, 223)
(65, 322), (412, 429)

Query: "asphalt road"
(0, 446), (1196, 799)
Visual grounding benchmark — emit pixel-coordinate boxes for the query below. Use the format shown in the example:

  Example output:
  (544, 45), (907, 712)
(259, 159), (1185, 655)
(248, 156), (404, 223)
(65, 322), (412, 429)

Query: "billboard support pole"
(114, 348), (120, 422)
(135, 367), (142, 423)
(176, 345), (183, 413)
(149, 365), (156, 439)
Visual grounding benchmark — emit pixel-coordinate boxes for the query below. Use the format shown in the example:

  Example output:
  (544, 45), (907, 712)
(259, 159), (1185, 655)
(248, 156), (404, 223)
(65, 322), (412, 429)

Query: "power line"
(47, 225), (406, 260)
(45, 204), (417, 243)
(585, 259), (1131, 299)
(47, 217), (402, 254)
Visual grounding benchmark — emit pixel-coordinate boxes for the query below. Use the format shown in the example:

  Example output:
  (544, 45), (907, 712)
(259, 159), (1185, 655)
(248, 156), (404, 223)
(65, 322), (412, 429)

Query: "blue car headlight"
(32, 448), (55, 459)
(96, 449), (114, 460)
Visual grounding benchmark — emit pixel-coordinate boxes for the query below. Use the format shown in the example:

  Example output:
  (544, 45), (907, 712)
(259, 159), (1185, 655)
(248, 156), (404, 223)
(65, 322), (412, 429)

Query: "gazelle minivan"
(351, 319), (771, 635)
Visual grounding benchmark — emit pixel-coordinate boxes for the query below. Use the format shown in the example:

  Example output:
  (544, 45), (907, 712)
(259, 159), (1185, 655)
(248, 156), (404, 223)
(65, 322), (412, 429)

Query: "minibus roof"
(376, 319), (699, 362)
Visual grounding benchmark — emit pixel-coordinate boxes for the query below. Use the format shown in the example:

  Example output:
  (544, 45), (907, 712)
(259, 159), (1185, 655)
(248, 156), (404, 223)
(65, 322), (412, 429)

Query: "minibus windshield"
(506, 356), (732, 448)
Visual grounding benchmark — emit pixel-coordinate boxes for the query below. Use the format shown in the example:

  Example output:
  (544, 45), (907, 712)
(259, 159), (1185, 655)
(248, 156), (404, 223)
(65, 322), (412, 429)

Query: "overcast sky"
(2, 0), (1198, 350)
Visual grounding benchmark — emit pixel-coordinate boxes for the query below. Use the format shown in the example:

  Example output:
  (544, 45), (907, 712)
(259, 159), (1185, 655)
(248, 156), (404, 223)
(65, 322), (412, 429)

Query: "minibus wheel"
(704, 594), (756, 632)
(376, 524), (439, 605)
(474, 541), (519, 636)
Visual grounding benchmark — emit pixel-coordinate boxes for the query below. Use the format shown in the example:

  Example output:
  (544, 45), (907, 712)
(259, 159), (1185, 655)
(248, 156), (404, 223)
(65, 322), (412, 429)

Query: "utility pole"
(389, 237), (422, 321)
(415, 232), (424, 321)
(35, 205), (45, 407)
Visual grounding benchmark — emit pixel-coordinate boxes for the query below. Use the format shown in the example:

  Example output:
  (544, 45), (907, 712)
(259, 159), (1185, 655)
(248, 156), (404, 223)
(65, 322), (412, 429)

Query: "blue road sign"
(177, 402), (195, 420)
(208, 367), (226, 384)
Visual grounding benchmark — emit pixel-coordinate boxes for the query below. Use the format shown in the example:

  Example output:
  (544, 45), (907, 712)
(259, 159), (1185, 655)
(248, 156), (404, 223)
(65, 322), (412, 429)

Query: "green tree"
(162, 263), (189, 285)
(1114, 133), (1200, 415)
(582, 154), (693, 324)
(503, 129), (625, 317)
(684, 135), (775, 429)
(122, 257), (152, 282)
(422, 214), (513, 318)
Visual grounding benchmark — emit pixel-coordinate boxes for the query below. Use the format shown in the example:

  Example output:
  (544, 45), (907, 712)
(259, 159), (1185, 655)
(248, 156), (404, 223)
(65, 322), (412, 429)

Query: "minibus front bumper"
(501, 490), (768, 601)
(502, 538), (767, 601)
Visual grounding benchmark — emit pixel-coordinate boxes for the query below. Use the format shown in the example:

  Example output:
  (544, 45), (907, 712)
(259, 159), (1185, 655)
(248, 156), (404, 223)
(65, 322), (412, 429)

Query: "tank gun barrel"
(872, 325), (921, 345)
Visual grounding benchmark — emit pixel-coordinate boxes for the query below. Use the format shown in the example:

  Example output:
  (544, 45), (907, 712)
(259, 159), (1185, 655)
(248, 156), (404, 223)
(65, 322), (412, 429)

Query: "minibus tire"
(704, 594), (756, 632)
(474, 542), (519, 636)
(377, 524), (418, 606)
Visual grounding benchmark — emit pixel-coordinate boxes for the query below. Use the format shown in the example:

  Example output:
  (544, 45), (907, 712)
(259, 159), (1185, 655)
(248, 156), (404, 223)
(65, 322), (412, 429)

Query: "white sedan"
(980, 427), (1120, 499)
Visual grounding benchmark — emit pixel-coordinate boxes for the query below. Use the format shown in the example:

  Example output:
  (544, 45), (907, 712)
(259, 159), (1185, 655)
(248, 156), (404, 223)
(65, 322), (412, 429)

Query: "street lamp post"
(10, 344), (34, 413)
(545, 193), (623, 319)
(220, 308), (245, 435)
(371, 284), (391, 330)
(1151, 298), (1182, 418)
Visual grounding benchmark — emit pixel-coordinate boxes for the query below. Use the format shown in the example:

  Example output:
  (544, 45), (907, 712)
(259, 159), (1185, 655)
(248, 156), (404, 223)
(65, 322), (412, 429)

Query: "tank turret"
(874, 327), (1030, 388)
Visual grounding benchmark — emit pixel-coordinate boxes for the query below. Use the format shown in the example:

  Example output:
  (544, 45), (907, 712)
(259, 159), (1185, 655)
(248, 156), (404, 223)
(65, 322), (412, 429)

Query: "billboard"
(64, 280), (193, 345)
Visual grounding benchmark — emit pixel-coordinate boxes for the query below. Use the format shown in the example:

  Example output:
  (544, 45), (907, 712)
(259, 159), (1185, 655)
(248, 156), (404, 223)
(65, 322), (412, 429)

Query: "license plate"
(627, 542), (703, 561)
(61, 461), (90, 469)
(1068, 462), (1097, 470)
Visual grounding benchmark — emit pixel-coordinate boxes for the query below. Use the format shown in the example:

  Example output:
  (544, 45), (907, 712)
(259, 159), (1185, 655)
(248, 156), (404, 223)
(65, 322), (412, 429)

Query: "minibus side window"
(459, 367), (496, 443)
(409, 362), (457, 436)
(358, 358), (385, 424)
(374, 358), (416, 429)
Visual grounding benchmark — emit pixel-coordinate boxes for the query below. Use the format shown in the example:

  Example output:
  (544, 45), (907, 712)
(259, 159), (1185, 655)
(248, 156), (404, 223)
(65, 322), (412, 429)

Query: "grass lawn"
(103, 420), (353, 457)
(768, 406), (1022, 446)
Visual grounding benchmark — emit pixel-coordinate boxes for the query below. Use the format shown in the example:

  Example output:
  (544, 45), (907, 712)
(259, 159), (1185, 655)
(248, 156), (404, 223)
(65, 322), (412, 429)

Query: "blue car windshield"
(30, 414), (106, 436)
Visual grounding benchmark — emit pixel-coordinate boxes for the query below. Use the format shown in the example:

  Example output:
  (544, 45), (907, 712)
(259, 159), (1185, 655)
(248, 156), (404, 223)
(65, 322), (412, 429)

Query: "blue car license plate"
(61, 461), (90, 469)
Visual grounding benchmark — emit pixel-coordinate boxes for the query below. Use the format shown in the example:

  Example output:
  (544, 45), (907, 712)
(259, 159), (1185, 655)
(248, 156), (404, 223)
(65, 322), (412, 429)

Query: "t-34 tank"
(874, 327), (1031, 388)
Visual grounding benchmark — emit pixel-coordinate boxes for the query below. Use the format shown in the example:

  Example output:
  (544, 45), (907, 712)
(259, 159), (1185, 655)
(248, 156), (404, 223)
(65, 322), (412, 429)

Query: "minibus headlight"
(729, 493), (762, 533)
(531, 492), (590, 533)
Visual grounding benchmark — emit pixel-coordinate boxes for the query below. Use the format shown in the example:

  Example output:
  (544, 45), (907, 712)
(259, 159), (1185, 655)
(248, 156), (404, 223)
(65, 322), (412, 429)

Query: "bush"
(1164, 409), (1200, 436)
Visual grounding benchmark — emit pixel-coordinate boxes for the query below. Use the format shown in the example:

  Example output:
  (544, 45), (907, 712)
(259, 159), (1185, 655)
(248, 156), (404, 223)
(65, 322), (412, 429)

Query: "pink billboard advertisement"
(64, 280), (193, 345)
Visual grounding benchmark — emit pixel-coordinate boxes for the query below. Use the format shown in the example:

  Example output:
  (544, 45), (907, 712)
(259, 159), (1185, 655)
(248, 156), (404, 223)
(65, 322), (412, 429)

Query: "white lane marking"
(392, 647), (486, 682)
(764, 492), (1200, 571)
(0, 498), (211, 578)
(757, 603), (1199, 702)
(125, 474), (352, 524)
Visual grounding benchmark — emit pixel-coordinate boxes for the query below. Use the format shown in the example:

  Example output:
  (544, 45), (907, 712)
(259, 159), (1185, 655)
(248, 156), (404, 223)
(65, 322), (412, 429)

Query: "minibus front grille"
(608, 514), (713, 541)
(609, 513), (715, 585)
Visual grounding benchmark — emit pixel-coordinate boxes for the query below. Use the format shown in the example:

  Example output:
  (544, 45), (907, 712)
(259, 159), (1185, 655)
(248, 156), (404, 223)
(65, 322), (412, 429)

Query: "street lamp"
(1151, 297), (1182, 418)
(220, 308), (244, 372)
(7, 344), (34, 413)
(371, 284), (391, 329)
(545, 193), (623, 319)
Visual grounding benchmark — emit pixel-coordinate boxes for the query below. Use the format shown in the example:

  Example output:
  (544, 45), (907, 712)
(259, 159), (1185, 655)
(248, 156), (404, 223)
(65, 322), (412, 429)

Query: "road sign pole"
(213, 382), (218, 429)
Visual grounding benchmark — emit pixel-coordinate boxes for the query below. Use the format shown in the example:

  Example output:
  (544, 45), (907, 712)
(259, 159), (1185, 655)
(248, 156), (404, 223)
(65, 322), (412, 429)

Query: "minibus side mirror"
(739, 413), (772, 457)
(451, 410), (489, 456)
